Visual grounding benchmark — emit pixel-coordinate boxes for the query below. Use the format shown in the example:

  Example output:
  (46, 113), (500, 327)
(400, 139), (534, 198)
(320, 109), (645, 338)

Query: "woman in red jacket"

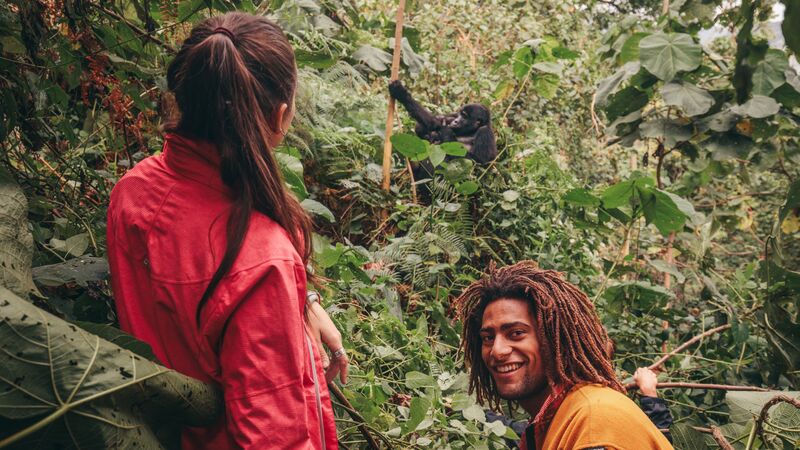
(107, 12), (344, 449)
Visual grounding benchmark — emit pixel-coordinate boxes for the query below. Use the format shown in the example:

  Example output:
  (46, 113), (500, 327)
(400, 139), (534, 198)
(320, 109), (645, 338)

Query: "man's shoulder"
(544, 384), (673, 450)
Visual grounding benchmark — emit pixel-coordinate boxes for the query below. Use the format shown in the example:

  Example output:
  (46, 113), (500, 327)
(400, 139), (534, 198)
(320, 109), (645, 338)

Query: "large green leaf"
(639, 118), (693, 147)
(604, 85), (650, 122)
(0, 287), (222, 448)
(351, 45), (392, 72)
(726, 391), (800, 423)
(638, 33), (701, 81)
(620, 32), (650, 63)
(0, 174), (39, 298)
(661, 81), (715, 116)
(390, 133), (429, 161)
(640, 188), (689, 235)
(751, 49), (789, 95)
(595, 62), (639, 106)
(601, 180), (636, 209)
(702, 133), (754, 161)
(731, 95), (781, 118)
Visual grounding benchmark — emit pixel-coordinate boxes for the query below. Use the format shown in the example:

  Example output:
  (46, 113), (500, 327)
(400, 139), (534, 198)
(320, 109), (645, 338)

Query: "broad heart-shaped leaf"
(639, 187), (689, 235)
(564, 188), (600, 207)
(429, 145), (446, 167)
(0, 287), (222, 448)
(661, 81), (715, 116)
(619, 32), (650, 64)
(301, 198), (335, 222)
(351, 44), (392, 72)
(752, 49), (789, 95)
(0, 175), (39, 298)
(726, 391), (800, 424)
(456, 180), (479, 195)
(603, 280), (674, 314)
(601, 178), (641, 209)
(702, 133), (754, 161)
(402, 397), (431, 435)
(731, 95), (781, 118)
(638, 33), (701, 81)
(698, 109), (740, 132)
(390, 133), (429, 161)
(638, 118), (693, 148)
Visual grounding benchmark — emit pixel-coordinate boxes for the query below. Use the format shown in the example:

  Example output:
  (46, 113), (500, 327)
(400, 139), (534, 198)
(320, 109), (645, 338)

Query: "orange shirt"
(526, 384), (673, 450)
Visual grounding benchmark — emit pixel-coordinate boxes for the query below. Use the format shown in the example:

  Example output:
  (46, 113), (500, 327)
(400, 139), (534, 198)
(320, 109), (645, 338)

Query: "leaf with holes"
(0, 287), (222, 448)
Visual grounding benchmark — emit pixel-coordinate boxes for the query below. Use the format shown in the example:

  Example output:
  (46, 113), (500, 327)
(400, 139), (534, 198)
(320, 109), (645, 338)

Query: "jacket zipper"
(305, 335), (326, 447)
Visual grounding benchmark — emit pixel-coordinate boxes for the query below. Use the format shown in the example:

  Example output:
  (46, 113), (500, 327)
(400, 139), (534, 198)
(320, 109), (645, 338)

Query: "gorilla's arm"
(468, 126), (497, 164)
(388, 80), (440, 130)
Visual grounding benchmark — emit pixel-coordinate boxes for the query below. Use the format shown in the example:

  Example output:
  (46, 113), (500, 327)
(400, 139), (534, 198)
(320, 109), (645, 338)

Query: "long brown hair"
(456, 261), (623, 409)
(165, 12), (312, 324)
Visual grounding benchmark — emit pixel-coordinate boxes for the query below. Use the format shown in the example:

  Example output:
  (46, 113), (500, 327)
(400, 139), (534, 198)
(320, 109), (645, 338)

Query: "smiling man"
(457, 261), (672, 450)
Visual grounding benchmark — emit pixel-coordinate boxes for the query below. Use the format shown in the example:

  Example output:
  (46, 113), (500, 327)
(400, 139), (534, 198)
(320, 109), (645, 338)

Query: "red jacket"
(107, 133), (338, 449)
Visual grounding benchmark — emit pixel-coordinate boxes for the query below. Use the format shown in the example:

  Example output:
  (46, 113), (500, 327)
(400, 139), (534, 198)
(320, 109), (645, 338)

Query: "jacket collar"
(162, 132), (230, 194)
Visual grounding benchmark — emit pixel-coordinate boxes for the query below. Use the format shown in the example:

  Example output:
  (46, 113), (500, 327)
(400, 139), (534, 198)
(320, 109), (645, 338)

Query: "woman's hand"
(633, 367), (659, 397)
(306, 300), (349, 384)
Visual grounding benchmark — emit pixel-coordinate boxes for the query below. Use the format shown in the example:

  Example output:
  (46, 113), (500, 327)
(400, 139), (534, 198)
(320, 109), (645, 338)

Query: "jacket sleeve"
(214, 261), (319, 448)
(640, 396), (674, 442)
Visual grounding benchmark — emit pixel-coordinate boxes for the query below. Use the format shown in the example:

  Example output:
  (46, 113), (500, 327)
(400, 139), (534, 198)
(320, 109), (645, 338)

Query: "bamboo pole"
(381, 0), (406, 192)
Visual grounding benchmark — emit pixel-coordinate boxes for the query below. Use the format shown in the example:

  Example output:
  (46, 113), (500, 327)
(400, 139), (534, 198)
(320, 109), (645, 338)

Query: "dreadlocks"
(457, 260), (623, 410)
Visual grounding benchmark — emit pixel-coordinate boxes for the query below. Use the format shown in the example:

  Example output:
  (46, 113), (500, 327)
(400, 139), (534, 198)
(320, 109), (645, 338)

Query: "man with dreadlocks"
(458, 261), (673, 450)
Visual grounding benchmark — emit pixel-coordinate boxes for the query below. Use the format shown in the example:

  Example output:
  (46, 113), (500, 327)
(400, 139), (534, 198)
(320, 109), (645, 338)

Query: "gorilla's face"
(450, 104), (490, 134)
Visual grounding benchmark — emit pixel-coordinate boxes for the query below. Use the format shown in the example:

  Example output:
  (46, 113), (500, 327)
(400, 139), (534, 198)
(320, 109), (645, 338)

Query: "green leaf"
(443, 158), (474, 183)
(641, 189), (688, 235)
(601, 180), (636, 209)
(0, 287), (222, 447)
(351, 45), (392, 72)
(619, 32), (650, 63)
(702, 133), (754, 161)
(604, 86), (650, 122)
(403, 397), (431, 434)
(456, 181), (479, 195)
(301, 198), (335, 222)
(671, 423), (708, 450)
(493, 79), (515, 101)
(648, 259), (685, 284)
(405, 371), (437, 389)
(638, 33), (701, 81)
(0, 176), (39, 298)
(564, 188), (600, 207)
(661, 81), (715, 116)
(595, 62), (639, 107)
(731, 95), (781, 118)
(441, 141), (468, 157)
(533, 73), (561, 99)
(429, 145), (446, 167)
(32, 257), (108, 287)
(73, 321), (158, 362)
(532, 61), (562, 75)
(462, 404), (485, 422)
(699, 109), (740, 132)
(752, 49), (789, 95)
(51, 233), (89, 258)
(391, 133), (429, 161)
(603, 280), (675, 313)
(638, 119), (693, 147)
(726, 391), (800, 423)
(512, 46), (533, 79)
(552, 46), (578, 59)
(502, 190), (520, 202)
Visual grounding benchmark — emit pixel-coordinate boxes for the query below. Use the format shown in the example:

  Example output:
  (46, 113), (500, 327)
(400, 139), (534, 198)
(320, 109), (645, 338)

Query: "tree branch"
(329, 383), (385, 449)
(710, 426), (735, 450)
(625, 381), (770, 392)
(649, 323), (732, 371)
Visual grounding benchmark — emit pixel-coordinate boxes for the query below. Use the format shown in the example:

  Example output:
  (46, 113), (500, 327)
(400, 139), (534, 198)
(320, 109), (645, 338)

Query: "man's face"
(480, 297), (547, 403)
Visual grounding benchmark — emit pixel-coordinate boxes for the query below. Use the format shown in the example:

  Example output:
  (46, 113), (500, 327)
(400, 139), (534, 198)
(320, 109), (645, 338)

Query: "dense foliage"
(1, 0), (798, 448)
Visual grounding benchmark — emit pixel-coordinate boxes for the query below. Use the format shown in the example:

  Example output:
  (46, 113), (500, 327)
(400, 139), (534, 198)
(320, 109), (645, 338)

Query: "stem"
(711, 426), (735, 450)
(625, 382), (770, 392)
(649, 324), (732, 370)
(593, 219), (635, 302)
(381, 0), (406, 193)
(329, 383), (388, 449)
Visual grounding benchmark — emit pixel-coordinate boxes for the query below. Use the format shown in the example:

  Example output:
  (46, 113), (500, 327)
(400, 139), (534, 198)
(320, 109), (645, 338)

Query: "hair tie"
(211, 27), (236, 42)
